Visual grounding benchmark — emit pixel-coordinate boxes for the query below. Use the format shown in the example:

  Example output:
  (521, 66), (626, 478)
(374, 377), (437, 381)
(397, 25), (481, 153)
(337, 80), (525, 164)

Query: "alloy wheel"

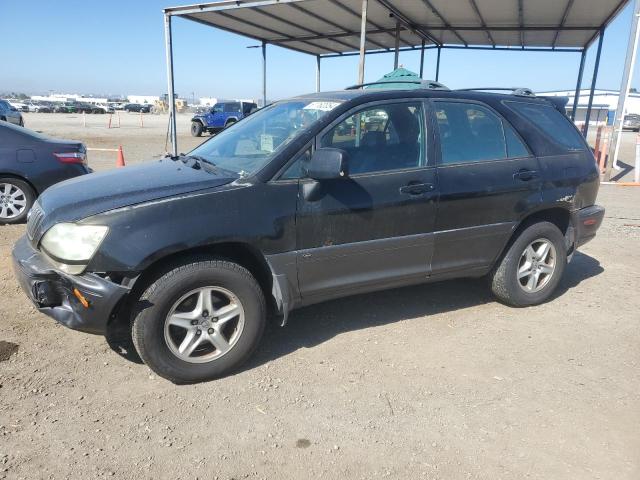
(517, 238), (557, 293)
(163, 286), (245, 363)
(0, 183), (28, 219)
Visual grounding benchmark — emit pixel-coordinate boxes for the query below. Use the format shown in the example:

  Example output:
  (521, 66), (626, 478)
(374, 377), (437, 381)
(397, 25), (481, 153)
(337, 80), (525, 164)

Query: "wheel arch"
(115, 242), (285, 329)
(0, 172), (39, 195)
(493, 207), (572, 268)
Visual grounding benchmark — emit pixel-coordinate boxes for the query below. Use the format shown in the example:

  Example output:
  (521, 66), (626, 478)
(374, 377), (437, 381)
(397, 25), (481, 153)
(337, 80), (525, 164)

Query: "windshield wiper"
(186, 154), (215, 166)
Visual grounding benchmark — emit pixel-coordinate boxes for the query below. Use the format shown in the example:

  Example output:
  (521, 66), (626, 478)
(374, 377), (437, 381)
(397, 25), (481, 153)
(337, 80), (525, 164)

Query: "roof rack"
(345, 80), (450, 91)
(456, 87), (536, 97)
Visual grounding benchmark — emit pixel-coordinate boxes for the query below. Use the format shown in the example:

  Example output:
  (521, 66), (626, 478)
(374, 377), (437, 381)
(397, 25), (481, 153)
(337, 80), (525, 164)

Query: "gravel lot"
(0, 114), (639, 479)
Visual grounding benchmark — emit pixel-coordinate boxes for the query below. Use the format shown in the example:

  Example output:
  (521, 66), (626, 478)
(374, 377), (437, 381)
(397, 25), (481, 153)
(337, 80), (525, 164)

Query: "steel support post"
(607, 0), (640, 180)
(164, 13), (178, 157)
(571, 49), (587, 121)
(583, 28), (605, 138)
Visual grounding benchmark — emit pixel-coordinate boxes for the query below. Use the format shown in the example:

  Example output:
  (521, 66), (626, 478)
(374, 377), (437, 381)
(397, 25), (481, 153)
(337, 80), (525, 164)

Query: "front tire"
(490, 221), (567, 307)
(190, 121), (203, 137)
(0, 178), (35, 224)
(131, 259), (266, 383)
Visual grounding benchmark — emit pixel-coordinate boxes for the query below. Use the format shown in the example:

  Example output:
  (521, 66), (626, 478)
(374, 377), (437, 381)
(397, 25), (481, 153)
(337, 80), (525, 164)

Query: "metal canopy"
(164, 0), (629, 55)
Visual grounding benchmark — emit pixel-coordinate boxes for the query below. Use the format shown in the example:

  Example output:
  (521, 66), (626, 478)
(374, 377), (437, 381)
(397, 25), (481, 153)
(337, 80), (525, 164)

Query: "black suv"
(12, 85), (604, 383)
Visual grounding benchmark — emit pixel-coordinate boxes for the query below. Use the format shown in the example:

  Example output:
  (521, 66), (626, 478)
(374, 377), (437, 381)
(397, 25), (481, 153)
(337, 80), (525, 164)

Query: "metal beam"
(553, 0), (575, 49)
(583, 28), (605, 137)
(419, 39), (425, 78)
(316, 55), (321, 92)
(262, 41), (267, 106)
(287, 2), (387, 51)
(571, 49), (587, 120)
(272, 25), (600, 45)
(420, 0), (468, 46)
(394, 20), (400, 68)
(328, 0), (415, 47)
(468, 0), (495, 47)
(164, 13), (178, 157)
(436, 46), (441, 81)
(584, 0), (628, 48)
(358, 0), (368, 85)
(252, 6), (360, 52)
(607, 0), (640, 180)
(216, 10), (342, 54)
(319, 44), (582, 58)
(376, 0), (441, 46)
(518, 0), (525, 48)
(164, 0), (305, 16)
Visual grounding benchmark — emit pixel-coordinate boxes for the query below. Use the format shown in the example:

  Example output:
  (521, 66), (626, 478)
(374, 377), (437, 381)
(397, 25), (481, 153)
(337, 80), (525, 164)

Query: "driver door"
(295, 100), (438, 301)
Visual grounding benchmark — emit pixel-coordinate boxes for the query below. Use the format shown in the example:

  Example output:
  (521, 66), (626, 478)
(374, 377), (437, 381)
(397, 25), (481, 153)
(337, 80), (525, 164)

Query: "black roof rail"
(456, 87), (536, 97)
(345, 80), (450, 91)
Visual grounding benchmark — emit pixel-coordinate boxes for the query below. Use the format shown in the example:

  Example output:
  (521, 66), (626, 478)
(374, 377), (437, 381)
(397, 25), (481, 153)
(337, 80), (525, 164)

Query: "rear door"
(294, 100), (438, 300)
(431, 99), (542, 275)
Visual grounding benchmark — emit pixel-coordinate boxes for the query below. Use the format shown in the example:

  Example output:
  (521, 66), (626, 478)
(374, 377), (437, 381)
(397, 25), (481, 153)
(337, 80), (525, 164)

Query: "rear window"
(505, 101), (586, 150)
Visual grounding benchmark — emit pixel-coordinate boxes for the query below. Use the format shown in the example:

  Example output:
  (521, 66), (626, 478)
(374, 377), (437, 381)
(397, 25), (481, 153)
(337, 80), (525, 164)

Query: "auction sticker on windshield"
(303, 101), (341, 112)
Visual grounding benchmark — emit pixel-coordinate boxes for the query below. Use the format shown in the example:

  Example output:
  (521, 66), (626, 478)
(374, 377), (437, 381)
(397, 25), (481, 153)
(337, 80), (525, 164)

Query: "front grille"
(26, 202), (45, 241)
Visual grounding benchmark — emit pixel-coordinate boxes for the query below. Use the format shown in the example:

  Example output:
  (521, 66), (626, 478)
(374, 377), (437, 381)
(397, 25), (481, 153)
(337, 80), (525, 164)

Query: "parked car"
(26, 101), (52, 113)
(622, 114), (640, 131)
(0, 100), (24, 126)
(9, 101), (29, 112)
(12, 85), (604, 383)
(0, 122), (90, 224)
(54, 102), (78, 113)
(190, 101), (257, 136)
(124, 103), (151, 113)
(73, 102), (104, 114)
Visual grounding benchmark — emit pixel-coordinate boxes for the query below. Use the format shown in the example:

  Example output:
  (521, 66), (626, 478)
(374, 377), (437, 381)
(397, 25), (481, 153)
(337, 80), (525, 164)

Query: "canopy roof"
(164, 0), (629, 56)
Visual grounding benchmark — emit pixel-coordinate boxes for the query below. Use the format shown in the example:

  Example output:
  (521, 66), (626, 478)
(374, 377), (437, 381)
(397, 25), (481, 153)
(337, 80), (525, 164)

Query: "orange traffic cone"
(116, 146), (125, 167)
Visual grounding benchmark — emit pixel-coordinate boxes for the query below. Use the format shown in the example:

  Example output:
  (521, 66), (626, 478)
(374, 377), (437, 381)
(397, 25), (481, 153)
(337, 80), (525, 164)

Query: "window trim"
(430, 98), (533, 167)
(312, 98), (431, 178)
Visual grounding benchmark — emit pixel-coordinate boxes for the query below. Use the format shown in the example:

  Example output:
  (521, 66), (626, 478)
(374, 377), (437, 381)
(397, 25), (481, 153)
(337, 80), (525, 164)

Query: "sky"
(1, 0), (639, 101)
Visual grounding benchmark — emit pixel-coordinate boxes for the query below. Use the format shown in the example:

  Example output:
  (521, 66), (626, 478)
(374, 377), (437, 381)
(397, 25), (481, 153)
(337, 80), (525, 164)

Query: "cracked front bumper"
(12, 235), (129, 335)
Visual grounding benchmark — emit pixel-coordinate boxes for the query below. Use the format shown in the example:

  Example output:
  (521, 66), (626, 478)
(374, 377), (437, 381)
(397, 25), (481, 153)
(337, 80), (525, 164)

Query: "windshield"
(189, 99), (342, 176)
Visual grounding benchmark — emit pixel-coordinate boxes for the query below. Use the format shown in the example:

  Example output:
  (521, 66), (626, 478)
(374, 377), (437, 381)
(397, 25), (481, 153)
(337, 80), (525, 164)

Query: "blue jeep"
(190, 101), (258, 136)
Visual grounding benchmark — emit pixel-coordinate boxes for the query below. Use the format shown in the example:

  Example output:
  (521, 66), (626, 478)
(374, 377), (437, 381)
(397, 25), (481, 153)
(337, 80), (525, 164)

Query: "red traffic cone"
(116, 146), (125, 167)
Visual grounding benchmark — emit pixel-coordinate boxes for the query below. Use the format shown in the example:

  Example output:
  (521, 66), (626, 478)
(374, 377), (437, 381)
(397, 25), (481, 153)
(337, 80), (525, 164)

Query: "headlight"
(40, 223), (108, 269)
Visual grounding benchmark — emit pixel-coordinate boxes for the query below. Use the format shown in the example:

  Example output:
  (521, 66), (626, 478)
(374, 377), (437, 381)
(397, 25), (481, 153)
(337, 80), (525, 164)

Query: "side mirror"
(307, 148), (349, 180)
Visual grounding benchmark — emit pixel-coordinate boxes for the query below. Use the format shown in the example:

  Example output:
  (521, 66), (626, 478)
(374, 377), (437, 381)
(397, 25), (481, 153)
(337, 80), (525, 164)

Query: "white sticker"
(303, 101), (341, 112)
(260, 134), (274, 152)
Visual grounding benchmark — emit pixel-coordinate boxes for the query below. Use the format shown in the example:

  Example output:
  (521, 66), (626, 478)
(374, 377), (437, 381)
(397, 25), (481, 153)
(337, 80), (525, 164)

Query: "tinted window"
(212, 104), (224, 113)
(224, 102), (241, 113)
(435, 102), (507, 164)
(321, 102), (425, 175)
(0, 100), (8, 112)
(504, 124), (530, 158)
(280, 147), (312, 180)
(506, 101), (585, 150)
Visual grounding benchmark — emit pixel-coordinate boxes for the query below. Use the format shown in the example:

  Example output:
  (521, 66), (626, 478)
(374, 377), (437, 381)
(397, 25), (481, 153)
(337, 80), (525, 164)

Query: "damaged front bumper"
(12, 235), (129, 335)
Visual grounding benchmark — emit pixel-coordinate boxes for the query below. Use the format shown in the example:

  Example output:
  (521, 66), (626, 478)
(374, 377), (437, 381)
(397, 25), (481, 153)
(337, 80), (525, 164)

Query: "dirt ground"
(0, 114), (639, 479)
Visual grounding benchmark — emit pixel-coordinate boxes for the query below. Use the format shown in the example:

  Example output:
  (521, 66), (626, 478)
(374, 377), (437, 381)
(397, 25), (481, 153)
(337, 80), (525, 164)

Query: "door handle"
(513, 169), (539, 181)
(399, 183), (435, 196)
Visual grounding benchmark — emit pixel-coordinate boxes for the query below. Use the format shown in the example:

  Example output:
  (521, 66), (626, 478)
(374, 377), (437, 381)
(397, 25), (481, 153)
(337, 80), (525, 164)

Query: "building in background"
(31, 94), (108, 104)
(127, 95), (160, 105)
(540, 89), (640, 125)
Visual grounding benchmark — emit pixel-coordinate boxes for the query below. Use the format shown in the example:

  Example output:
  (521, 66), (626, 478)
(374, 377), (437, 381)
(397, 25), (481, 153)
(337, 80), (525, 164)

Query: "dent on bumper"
(12, 235), (130, 335)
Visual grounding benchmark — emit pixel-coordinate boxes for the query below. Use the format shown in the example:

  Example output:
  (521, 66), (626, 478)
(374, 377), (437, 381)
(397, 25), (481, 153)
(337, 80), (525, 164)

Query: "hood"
(38, 159), (238, 223)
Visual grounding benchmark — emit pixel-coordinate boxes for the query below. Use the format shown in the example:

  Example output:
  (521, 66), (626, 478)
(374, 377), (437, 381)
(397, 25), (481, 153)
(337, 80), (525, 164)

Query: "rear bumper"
(573, 205), (605, 248)
(12, 236), (129, 335)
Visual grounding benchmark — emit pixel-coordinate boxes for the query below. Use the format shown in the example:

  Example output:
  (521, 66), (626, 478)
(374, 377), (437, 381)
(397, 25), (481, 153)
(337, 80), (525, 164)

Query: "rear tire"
(191, 121), (203, 137)
(490, 221), (567, 307)
(131, 259), (266, 383)
(0, 177), (35, 224)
